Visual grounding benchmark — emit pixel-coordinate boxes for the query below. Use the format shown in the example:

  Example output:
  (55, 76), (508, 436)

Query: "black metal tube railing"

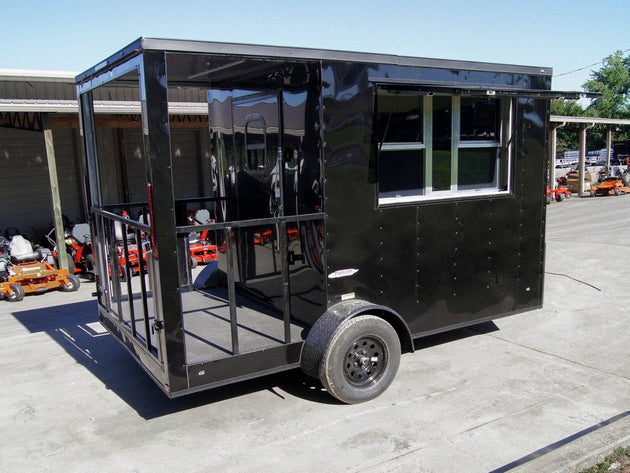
(92, 207), (155, 353)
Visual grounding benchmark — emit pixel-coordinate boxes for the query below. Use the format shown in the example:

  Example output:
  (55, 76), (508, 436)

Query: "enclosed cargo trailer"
(77, 37), (575, 403)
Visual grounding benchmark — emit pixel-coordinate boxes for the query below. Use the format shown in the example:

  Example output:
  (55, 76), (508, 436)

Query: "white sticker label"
(328, 268), (359, 279)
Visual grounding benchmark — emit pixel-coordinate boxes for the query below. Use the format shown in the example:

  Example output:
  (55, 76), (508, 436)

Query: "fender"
(301, 299), (414, 379)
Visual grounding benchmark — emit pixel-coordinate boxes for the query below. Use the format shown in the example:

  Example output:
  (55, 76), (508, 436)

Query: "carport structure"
(0, 69), (210, 269)
(549, 115), (630, 195)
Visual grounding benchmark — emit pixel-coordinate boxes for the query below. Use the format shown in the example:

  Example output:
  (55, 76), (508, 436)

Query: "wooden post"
(42, 114), (69, 271)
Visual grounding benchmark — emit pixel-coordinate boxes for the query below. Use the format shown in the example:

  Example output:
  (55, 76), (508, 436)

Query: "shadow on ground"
(10, 300), (497, 419)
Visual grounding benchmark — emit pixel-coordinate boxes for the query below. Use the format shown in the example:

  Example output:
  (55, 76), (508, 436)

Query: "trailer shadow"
(9, 299), (334, 418)
(10, 301), (498, 418)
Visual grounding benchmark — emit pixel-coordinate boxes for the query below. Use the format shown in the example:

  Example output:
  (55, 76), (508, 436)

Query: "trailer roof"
(76, 37), (552, 83)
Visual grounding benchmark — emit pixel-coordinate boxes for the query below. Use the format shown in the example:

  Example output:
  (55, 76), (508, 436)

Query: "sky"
(1, 0), (629, 92)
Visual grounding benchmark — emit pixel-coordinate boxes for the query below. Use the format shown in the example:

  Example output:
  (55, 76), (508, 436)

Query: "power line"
(553, 48), (630, 78)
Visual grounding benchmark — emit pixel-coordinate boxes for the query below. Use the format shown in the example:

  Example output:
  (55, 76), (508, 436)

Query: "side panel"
(321, 61), (548, 335)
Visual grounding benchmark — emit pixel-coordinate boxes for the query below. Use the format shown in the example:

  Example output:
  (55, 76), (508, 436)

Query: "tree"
(550, 99), (584, 152)
(584, 50), (630, 119)
(551, 50), (630, 154)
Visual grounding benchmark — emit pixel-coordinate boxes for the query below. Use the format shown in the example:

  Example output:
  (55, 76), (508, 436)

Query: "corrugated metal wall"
(0, 75), (208, 246)
(0, 79), (206, 103)
(0, 127), (82, 243)
(0, 125), (205, 243)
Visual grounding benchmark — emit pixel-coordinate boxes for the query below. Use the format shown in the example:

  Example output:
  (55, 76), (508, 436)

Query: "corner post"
(142, 50), (188, 392)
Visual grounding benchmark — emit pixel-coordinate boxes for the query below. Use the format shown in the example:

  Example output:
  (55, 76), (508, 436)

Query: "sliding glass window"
(376, 88), (512, 205)
(376, 89), (426, 203)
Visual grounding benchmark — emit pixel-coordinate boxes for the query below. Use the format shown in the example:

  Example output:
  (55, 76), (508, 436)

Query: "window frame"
(376, 89), (513, 206)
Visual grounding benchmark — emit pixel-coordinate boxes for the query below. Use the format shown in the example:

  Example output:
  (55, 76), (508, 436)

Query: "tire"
(319, 315), (401, 404)
(614, 188), (620, 196)
(7, 284), (25, 302)
(56, 252), (75, 273)
(85, 254), (95, 281)
(555, 193), (565, 202)
(565, 191), (572, 198)
(190, 257), (198, 269)
(61, 274), (81, 292)
(589, 190), (595, 197)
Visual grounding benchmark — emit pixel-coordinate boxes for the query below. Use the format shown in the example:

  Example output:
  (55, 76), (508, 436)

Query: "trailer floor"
(180, 287), (307, 363)
(116, 286), (307, 364)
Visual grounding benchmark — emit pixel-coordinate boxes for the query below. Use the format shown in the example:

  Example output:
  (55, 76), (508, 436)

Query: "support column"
(578, 125), (586, 196)
(42, 113), (69, 270)
(549, 123), (565, 190)
(606, 125), (612, 168)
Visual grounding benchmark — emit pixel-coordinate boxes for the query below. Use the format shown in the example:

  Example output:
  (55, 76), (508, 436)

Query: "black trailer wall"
(321, 61), (549, 335)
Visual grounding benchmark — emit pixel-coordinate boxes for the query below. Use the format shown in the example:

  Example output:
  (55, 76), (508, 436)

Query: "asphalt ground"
(0, 195), (629, 473)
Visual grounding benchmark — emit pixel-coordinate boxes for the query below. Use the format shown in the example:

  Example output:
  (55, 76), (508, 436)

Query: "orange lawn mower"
(46, 222), (95, 280)
(187, 209), (218, 267)
(108, 210), (150, 281)
(0, 235), (80, 302)
(592, 176), (630, 196)
(546, 185), (571, 203)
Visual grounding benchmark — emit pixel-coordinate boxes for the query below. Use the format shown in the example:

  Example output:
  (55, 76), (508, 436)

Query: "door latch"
(151, 320), (164, 334)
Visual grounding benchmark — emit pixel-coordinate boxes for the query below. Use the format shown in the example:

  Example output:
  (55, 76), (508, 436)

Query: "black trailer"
(77, 37), (572, 403)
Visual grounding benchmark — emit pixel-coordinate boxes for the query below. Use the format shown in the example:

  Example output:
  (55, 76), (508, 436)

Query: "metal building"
(0, 69), (209, 258)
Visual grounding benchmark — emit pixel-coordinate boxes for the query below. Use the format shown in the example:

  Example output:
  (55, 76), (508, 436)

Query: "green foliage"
(551, 99), (585, 151)
(551, 98), (585, 118)
(552, 50), (630, 155)
(584, 51), (630, 119)
(580, 445), (630, 473)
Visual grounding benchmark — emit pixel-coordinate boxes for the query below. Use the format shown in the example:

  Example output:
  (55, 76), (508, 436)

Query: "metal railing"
(176, 212), (323, 355)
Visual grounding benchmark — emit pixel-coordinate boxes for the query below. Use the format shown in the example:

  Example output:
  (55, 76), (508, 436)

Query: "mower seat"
(194, 209), (211, 224)
(9, 235), (39, 263)
(71, 223), (91, 244)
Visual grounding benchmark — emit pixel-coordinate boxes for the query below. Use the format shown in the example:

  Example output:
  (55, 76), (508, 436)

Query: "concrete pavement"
(0, 195), (628, 473)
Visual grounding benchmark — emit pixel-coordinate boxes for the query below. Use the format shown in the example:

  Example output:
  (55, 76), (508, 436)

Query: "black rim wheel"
(319, 315), (401, 404)
(344, 336), (387, 386)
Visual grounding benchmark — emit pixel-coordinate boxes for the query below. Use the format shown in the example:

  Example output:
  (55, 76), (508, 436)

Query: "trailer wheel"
(190, 257), (198, 269)
(319, 315), (400, 404)
(7, 284), (25, 302)
(61, 274), (81, 292)
(555, 192), (565, 202)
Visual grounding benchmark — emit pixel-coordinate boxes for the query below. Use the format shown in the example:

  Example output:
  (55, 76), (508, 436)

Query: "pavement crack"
(486, 333), (630, 382)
